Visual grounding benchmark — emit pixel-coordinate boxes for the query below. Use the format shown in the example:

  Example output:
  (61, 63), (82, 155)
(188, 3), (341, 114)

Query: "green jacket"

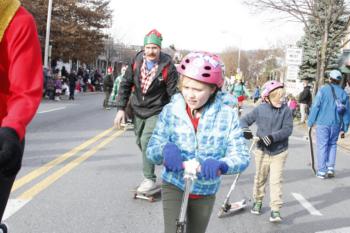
(109, 75), (123, 102)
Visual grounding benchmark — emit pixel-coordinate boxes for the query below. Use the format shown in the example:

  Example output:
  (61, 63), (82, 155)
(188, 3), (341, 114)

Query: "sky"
(109, 0), (305, 53)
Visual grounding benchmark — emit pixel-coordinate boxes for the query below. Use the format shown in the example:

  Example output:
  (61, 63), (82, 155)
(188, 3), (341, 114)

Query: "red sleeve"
(1, 8), (43, 140)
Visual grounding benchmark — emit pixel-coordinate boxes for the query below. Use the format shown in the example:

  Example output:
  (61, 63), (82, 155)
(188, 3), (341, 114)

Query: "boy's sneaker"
(316, 171), (326, 179)
(327, 169), (335, 178)
(270, 211), (282, 223)
(251, 201), (262, 215)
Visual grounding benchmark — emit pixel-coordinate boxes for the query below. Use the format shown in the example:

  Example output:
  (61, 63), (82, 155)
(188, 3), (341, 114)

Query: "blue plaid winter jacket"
(147, 92), (250, 195)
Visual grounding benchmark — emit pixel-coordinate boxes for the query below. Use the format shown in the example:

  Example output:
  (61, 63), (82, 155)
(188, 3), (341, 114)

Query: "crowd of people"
(43, 66), (105, 101)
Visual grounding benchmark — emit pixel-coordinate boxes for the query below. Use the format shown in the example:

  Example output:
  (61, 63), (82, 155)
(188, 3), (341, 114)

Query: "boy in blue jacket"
(147, 52), (250, 233)
(308, 70), (350, 179)
(240, 80), (293, 223)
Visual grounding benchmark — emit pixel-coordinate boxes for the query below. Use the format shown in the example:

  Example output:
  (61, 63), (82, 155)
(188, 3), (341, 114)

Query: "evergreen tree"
(298, 1), (347, 81)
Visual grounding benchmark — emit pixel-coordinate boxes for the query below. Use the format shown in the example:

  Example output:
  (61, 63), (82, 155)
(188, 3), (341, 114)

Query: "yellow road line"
(12, 127), (115, 192)
(18, 129), (124, 200)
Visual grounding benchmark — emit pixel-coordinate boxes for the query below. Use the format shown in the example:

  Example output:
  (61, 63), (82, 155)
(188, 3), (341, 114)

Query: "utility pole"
(44, 0), (53, 68)
(237, 47), (241, 74)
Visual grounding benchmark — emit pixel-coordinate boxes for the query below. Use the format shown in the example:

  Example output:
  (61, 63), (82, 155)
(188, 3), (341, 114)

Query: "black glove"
(242, 128), (253, 140)
(259, 135), (273, 147)
(0, 127), (22, 176)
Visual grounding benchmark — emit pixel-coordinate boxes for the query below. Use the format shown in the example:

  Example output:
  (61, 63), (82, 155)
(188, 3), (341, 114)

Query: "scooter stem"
(178, 177), (193, 224)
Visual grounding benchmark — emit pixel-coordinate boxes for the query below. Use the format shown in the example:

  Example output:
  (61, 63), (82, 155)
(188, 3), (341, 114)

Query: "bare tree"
(245, 0), (350, 93)
(22, 0), (112, 64)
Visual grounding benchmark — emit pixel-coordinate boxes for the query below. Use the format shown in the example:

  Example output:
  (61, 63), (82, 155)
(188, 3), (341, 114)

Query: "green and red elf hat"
(144, 29), (162, 48)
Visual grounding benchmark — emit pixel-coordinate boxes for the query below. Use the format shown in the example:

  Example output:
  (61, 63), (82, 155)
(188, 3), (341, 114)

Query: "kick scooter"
(217, 137), (258, 218)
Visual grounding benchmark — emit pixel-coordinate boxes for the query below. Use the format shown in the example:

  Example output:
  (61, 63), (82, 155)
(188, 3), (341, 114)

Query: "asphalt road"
(3, 93), (350, 233)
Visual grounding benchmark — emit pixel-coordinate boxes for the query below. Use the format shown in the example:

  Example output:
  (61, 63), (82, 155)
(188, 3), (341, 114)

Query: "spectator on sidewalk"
(253, 86), (260, 103)
(61, 66), (68, 82)
(298, 80), (312, 124)
(103, 67), (114, 110)
(68, 70), (77, 100)
(54, 74), (62, 101)
(344, 79), (350, 97)
(0, 2), (43, 231)
(46, 75), (55, 100)
(287, 94), (298, 119)
(114, 29), (178, 193)
(308, 70), (350, 179)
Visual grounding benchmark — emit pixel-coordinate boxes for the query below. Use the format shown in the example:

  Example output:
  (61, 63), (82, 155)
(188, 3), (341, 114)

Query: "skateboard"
(120, 123), (134, 130)
(308, 127), (316, 175)
(133, 185), (161, 202)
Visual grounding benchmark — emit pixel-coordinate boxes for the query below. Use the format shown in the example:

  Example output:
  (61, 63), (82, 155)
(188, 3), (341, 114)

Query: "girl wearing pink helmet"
(240, 80), (293, 223)
(147, 51), (250, 232)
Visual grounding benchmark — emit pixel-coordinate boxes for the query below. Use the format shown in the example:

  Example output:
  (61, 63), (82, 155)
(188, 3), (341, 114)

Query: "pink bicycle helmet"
(177, 51), (224, 88)
(261, 80), (284, 99)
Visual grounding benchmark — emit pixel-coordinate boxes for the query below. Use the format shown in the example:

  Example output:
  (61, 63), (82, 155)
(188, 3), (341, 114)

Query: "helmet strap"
(267, 96), (279, 109)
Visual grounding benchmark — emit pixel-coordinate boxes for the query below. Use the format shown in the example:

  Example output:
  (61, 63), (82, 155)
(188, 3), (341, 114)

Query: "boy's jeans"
(134, 114), (159, 181)
(253, 149), (288, 211)
(316, 125), (340, 173)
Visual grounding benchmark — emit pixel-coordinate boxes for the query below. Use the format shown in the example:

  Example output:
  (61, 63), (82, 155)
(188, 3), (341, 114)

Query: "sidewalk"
(42, 91), (102, 102)
(293, 122), (350, 151)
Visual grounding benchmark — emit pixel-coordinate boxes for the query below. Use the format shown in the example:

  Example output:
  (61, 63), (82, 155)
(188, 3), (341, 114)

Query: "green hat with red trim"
(144, 29), (162, 47)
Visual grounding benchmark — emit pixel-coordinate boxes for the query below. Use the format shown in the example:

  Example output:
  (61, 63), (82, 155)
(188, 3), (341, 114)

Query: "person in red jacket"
(0, 1), (43, 231)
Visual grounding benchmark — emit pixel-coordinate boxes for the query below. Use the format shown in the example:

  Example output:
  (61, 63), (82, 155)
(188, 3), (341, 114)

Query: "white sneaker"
(137, 178), (157, 193)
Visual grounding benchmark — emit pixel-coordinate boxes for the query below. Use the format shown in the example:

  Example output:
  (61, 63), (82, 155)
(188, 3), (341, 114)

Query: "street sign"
(286, 65), (300, 81)
(285, 80), (304, 96)
(286, 48), (303, 66)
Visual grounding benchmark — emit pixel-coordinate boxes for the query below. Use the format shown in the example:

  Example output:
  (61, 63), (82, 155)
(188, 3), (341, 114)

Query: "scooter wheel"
(217, 209), (225, 218)
(0, 223), (8, 233)
(148, 196), (155, 202)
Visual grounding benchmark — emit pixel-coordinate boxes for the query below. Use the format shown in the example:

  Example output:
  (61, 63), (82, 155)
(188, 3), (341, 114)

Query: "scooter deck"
(218, 199), (247, 218)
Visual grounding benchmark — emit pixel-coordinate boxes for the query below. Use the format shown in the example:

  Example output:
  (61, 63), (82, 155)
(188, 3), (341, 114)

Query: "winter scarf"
(0, 0), (20, 42)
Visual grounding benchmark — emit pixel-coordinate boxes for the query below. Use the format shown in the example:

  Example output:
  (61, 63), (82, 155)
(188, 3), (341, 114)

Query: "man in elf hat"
(0, 1), (43, 231)
(114, 29), (178, 193)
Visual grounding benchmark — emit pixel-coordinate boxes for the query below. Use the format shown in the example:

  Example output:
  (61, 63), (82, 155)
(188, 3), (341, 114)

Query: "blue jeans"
(316, 125), (341, 173)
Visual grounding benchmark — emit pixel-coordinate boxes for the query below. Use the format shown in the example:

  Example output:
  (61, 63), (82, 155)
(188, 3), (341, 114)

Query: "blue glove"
(163, 143), (183, 172)
(200, 158), (228, 180)
(259, 135), (273, 147)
